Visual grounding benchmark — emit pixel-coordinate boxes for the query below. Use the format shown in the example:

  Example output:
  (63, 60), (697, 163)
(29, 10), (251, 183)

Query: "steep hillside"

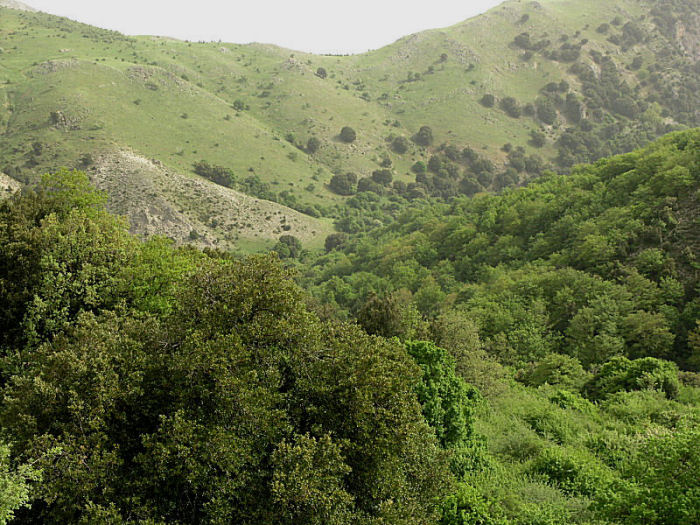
(0, 0), (697, 248)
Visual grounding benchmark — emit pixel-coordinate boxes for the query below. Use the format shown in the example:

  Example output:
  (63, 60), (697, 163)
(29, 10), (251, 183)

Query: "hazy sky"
(22, 0), (505, 54)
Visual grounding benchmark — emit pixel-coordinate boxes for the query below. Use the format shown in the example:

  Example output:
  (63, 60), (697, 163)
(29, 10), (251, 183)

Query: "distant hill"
(0, 0), (697, 250)
(0, 0), (34, 11)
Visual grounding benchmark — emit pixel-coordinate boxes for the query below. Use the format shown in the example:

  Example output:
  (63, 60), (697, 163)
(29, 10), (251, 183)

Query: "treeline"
(192, 160), (324, 218)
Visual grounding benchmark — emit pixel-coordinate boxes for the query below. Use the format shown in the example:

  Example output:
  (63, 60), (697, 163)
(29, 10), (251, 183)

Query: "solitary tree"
(414, 126), (434, 147)
(274, 235), (303, 259)
(306, 136), (321, 154)
(392, 136), (410, 154)
(339, 126), (357, 143)
(480, 94), (495, 108)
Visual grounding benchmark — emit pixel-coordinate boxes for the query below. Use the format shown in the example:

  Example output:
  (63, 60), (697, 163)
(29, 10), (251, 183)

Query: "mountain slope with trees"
(305, 129), (700, 370)
(0, 135), (698, 523)
(0, 0), (697, 250)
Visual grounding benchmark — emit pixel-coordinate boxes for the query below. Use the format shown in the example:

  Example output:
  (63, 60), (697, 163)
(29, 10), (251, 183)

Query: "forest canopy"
(0, 130), (698, 524)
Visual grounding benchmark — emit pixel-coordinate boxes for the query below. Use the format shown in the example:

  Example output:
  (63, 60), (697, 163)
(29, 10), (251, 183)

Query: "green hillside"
(0, 135), (698, 523)
(0, 0), (698, 250)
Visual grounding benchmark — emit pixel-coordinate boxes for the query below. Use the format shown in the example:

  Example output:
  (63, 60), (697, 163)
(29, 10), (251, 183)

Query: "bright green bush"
(584, 356), (680, 400)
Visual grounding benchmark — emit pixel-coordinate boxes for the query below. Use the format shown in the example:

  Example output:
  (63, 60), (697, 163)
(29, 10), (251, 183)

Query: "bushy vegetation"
(1, 1), (700, 522)
(0, 170), (457, 523)
(0, 131), (698, 525)
(306, 129), (699, 369)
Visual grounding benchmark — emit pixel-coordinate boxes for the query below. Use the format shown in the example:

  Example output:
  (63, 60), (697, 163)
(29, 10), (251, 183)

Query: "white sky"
(22, 0), (505, 54)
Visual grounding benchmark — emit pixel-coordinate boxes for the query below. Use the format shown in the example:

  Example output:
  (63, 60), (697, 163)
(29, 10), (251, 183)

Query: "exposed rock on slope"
(90, 150), (330, 251)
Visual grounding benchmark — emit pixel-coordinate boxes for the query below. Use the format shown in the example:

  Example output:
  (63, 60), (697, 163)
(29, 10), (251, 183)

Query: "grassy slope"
(0, 0), (693, 250)
(0, 9), (335, 250)
(344, 0), (646, 155)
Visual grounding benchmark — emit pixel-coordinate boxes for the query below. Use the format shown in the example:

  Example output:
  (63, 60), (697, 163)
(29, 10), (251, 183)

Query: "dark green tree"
(306, 136), (321, 153)
(324, 232), (348, 252)
(273, 235), (303, 259)
(480, 94), (495, 108)
(329, 172), (357, 195)
(499, 97), (521, 118)
(371, 169), (393, 186)
(414, 126), (434, 147)
(339, 126), (357, 143)
(357, 291), (424, 340)
(392, 136), (410, 154)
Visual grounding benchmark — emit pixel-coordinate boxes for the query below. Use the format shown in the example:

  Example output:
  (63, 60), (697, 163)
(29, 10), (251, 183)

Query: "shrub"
(529, 448), (608, 497)
(391, 136), (409, 154)
(233, 99), (249, 111)
(405, 341), (483, 459)
(548, 390), (595, 413)
(193, 160), (236, 188)
(598, 428), (700, 524)
(357, 292), (423, 340)
(306, 136), (321, 154)
(480, 94), (496, 108)
(500, 97), (521, 118)
(339, 126), (357, 143)
(273, 235), (302, 259)
(428, 155), (443, 173)
(412, 161), (427, 174)
(413, 126), (434, 146)
(583, 356), (680, 400)
(371, 169), (393, 186)
(529, 130), (546, 148)
(519, 354), (588, 390)
(324, 233), (348, 252)
(513, 32), (532, 50)
(357, 177), (383, 195)
(329, 172), (357, 196)
(536, 98), (557, 124)
(439, 483), (507, 525)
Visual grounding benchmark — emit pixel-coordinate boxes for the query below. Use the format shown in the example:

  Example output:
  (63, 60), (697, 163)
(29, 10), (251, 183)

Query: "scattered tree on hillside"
(480, 94), (496, 108)
(500, 97), (522, 118)
(339, 126), (357, 143)
(273, 235), (303, 259)
(414, 125), (434, 147)
(392, 136), (410, 154)
(306, 136), (321, 154)
(329, 172), (357, 195)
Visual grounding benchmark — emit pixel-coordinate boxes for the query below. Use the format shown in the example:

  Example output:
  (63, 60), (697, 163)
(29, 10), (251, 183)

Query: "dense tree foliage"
(307, 129), (699, 369)
(1, 129), (698, 524)
(192, 160), (236, 188)
(414, 126), (434, 147)
(0, 171), (457, 523)
(299, 129), (700, 522)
